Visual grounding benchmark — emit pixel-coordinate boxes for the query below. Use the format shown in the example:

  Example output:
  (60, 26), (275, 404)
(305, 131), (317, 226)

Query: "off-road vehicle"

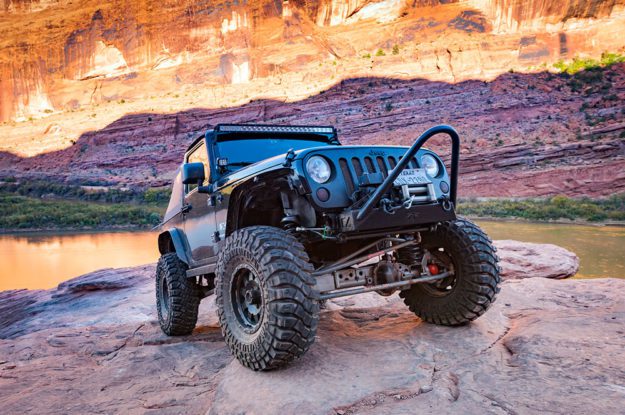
(156, 124), (500, 370)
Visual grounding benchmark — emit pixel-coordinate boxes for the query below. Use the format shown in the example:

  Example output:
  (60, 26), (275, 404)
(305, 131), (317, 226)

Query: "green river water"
(0, 221), (623, 291)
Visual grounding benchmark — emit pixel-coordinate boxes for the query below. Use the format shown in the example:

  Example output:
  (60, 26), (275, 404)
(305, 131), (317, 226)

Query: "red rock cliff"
(1, 0), (624, 122)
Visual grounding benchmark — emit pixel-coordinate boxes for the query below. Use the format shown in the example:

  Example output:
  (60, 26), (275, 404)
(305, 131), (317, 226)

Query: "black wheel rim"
(231, 265), (263, 333)
(159, 274), (170, 318)
(422, 248), (457, 297)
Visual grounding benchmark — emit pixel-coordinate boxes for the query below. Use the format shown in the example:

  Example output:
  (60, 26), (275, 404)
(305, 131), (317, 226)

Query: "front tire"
(216, 226), (319, 371)
(156, 253), (200, 335)
(399, 218), (500, 326)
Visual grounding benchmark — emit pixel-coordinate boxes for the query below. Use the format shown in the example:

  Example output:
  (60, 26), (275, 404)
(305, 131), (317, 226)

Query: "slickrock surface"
(1, 241), (622, 415)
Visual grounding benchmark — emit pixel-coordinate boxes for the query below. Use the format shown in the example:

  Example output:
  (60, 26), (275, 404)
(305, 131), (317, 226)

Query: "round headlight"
(421, 154), (440, 178)
(306, 156), (332, 184)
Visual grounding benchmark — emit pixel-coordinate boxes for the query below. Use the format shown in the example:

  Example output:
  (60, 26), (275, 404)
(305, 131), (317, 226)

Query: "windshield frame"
(212, 133), (340, 176)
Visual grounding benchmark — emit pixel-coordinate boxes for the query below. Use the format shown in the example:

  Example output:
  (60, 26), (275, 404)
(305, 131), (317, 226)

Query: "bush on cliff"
(553, 52), (625, 75)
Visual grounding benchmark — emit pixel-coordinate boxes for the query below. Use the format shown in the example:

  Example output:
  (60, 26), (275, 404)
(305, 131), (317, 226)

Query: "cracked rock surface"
(1, 242), (622, 414)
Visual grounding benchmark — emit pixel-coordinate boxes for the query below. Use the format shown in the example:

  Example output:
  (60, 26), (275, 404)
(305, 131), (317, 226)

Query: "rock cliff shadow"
(3, 66), (615, 187)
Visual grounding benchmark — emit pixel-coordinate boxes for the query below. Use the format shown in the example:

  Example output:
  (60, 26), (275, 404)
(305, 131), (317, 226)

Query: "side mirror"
(182, 162), (205, 185)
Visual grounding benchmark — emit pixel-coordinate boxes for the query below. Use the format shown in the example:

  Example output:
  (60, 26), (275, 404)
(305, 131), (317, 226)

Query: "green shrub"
(600, 52), (625, 66)
(0, 194), (165, 230)
(376, 49), (385, 57)
(457, 194), (625, 222)
(0, 180), (170, 207)
(574, 69), (603, 84)
(0, 180), (172, 230)
(554, 52), (624, 75)
(143, 187), (171, 205)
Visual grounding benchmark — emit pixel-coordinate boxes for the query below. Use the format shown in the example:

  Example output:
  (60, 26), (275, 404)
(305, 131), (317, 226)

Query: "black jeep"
(156, 124), (500, 370)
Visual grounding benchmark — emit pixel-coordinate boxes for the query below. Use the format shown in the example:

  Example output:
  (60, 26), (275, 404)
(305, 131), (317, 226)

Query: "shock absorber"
(280, 216), (299, 234)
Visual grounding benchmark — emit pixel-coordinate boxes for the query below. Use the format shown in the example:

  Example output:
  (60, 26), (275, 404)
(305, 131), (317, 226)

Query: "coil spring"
(396, 244), (422, 266)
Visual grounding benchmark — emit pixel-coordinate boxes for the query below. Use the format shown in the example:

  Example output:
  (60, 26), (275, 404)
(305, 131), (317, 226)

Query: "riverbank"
(0, 180), (167, 232)
(466, 215), (625, 227)
(0, 193), (162, 232)
(1, 180), (624, 232)
(0, 242), (622, 414)
(457, 194), (625, 223)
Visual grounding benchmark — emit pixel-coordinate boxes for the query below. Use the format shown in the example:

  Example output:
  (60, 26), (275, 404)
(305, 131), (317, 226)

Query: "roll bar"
(355, 125), (460, 221)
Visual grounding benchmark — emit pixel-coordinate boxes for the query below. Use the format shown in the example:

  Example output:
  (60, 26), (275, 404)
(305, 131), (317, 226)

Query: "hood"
(213, 146), (324, 189)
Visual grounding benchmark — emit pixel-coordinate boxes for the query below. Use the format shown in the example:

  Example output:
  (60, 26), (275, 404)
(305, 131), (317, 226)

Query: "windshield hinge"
(283, 148), (296, 167)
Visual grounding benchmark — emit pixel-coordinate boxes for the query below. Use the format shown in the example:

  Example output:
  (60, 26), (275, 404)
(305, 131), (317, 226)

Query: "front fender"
(223, 168), (305, 236)
(158, 228), (191, 265)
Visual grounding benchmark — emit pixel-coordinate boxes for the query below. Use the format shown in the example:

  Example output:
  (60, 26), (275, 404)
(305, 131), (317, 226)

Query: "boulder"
(494, 239), (580, 279)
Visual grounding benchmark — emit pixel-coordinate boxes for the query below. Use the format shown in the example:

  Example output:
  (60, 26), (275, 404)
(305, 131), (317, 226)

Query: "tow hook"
(440, 197), (452, 212)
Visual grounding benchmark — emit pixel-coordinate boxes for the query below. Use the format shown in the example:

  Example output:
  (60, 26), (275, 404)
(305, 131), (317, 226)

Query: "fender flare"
(157, 228), (191, 265)
(224, 169), (299, 236)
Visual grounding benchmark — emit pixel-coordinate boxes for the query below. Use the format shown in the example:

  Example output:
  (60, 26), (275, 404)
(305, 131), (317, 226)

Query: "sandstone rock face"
(0, 0), (624, 122)
(2, 241), (621, 414)
(470, 0), (625, 33)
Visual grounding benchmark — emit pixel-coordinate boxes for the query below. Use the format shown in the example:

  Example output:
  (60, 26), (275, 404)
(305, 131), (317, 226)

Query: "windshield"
(216, 138), (334, 170)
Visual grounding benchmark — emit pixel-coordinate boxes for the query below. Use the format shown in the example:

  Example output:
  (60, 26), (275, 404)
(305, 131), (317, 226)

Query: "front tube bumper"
(355, 125), (460, 221)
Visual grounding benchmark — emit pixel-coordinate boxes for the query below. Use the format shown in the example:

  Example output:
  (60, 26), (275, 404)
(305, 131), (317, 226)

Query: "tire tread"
(215, 226), (319, 371)
(156, 253), (200, 336)
(399, 218), (500, 326)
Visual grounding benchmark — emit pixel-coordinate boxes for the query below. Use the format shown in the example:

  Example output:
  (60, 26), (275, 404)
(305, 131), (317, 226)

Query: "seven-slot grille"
(338, 155), (433, 203)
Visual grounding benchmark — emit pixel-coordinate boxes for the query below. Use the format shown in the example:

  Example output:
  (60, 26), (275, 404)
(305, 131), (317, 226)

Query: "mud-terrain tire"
(399, 218), (500, 326)
(156, 253), (200, 335)
(215, 226), (319, 371)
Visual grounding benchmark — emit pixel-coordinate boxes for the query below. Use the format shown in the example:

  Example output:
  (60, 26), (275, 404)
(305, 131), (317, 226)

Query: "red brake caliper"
(427, 263), (440, 275)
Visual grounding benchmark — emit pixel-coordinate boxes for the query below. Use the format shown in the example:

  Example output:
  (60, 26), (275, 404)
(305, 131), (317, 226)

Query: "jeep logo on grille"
(369, 150), (386, 156)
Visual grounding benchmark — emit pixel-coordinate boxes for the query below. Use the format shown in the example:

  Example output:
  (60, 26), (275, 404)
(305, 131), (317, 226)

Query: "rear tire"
(215, 226), (319, 371)
(399, 218), (500, 326)
(156, 253), (200, 335)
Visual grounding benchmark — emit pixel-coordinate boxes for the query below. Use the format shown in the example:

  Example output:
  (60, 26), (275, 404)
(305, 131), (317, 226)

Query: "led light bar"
(217, 125), (334, 134)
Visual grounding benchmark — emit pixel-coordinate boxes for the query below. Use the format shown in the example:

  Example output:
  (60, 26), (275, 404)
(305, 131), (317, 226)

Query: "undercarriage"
(312, 234), (455, 300)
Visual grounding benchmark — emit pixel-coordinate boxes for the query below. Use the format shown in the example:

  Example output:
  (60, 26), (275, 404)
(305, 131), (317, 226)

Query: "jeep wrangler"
(156, 124), (500, 370)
